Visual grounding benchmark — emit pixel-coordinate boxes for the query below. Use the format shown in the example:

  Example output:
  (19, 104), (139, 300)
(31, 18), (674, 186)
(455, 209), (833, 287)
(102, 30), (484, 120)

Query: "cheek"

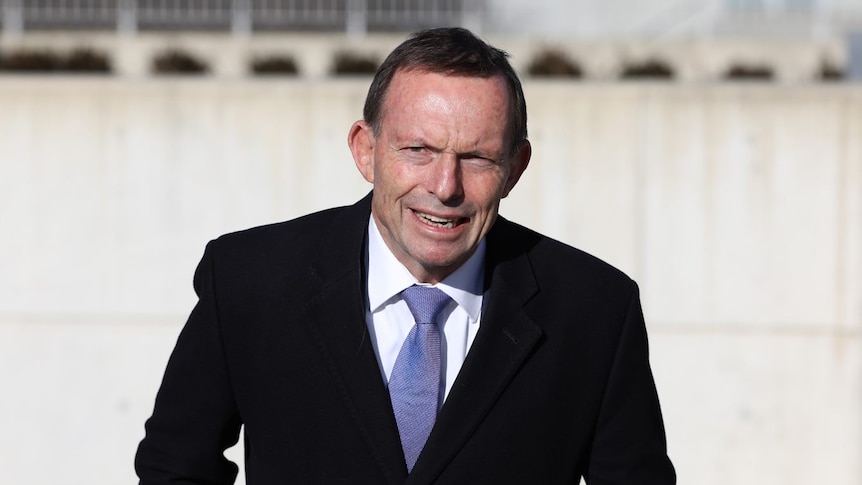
(466, 173), (508, 207)
(373, 165), (398, 197)
(380, 161), (426, 196)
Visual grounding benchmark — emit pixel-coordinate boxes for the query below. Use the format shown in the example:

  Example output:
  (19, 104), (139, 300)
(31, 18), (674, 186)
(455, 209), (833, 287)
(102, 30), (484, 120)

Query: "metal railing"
(2, 0), (859, 39)
(0, 0), (480, 35)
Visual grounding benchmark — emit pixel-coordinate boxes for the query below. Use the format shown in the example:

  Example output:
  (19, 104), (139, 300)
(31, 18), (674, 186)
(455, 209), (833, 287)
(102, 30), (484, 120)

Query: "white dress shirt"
(365, 216), (484, 403)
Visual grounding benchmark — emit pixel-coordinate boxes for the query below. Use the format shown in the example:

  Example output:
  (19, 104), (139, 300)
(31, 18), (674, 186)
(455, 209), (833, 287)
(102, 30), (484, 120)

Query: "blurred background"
(0, 1), (860, 484)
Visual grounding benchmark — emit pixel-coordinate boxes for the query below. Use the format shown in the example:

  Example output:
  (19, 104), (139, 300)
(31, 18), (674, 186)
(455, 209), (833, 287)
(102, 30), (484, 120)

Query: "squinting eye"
(407, 147), (424, 153)
(464, 156), (496, 168)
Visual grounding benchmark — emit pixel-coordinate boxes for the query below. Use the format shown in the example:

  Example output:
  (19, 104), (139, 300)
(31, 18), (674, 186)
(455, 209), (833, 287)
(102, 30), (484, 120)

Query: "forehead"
(379, 69), (511, 135)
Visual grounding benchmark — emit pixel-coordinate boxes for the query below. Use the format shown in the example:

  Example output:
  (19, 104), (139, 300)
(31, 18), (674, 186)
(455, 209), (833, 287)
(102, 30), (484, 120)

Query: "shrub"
(620, 59), (675, 80)
(0, 49), (63, 72)
(152, 49), (209, 75)
(819, 59), (844, 81)
(63, 48), (111, 73)
(250, 55), (298, 75)
(527, 49), (582, 78)
(0, 48), (111, 73)
(723, 63), (774, 81)
(331, 51), (379, 76)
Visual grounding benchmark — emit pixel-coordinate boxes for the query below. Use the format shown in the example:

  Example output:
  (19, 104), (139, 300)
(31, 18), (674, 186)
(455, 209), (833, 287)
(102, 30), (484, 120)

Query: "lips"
(413, 209), (467, 229)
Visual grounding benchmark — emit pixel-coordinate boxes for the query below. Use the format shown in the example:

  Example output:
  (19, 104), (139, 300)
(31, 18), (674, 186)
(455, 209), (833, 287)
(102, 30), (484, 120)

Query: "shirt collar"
(367, 216), (485, 321)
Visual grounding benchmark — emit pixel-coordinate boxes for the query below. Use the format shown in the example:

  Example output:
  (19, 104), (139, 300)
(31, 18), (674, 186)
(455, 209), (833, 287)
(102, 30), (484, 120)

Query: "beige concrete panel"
(702, 88), (844, 327)
(0, 79), (123, 315)
(302, 80), (373, 212)
(509, 83), (643, 277)
(639, 86), (853, 327)
(839, 93), (862, 331)
(0, 318), (183, 485)
(640, 85), (714, 324)
(0, 79), (375, 317)
(651, 328), (862, 485)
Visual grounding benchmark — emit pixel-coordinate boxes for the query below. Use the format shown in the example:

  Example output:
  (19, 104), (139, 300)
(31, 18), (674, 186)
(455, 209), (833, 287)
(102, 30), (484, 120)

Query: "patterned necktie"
(388, 285), (452, 472)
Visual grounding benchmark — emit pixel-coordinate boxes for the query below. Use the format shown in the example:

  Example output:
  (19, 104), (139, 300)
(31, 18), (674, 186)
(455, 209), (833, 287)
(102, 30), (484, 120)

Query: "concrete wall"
(0, 78), (859, 485)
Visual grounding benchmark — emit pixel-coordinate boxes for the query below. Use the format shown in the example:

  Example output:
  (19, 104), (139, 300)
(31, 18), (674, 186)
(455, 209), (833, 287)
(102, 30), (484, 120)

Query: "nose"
(431, 154), (464, 204)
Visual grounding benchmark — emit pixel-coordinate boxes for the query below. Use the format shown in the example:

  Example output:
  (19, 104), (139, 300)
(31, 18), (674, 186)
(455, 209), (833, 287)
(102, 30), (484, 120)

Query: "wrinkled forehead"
(379, 69), (513, 131)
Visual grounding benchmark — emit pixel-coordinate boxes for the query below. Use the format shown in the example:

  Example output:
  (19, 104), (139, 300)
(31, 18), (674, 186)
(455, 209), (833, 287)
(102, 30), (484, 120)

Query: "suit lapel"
(407, 219), (544, 484)
(300, 194), (408, 485)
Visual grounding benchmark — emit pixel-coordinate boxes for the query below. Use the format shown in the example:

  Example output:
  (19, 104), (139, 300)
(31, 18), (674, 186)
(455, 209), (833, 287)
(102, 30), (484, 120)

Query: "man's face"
(349, 69), (531, 283)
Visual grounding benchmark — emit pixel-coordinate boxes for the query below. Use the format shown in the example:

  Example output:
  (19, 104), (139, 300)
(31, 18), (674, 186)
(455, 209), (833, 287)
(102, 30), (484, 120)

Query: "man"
(136, 27), (675, 484)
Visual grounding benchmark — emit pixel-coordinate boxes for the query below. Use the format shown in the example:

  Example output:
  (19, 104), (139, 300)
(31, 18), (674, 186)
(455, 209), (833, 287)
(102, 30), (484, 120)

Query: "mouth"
(412, 210), (467, 229)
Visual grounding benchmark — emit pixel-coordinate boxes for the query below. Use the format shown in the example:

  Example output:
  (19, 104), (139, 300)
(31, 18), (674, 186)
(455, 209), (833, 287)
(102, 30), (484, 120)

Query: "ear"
(502, 140), (531, 198)
(348, 120), (376, 184)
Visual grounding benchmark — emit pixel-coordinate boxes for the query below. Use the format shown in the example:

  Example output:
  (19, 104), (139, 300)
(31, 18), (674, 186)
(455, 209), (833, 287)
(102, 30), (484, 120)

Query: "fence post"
(849, 31), (862, 82)
(2, 0), (24, 38)
(461, 0), (483, 33)
(346, 0), (367, 37)
(809, 0), (829, 38)
(117, 0), (137, 35)
(232, 0), (252, 36)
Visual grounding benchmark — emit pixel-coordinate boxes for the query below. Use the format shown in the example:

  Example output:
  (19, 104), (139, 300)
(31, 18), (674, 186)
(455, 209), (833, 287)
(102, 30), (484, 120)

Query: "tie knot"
(401, 285), (452, 325)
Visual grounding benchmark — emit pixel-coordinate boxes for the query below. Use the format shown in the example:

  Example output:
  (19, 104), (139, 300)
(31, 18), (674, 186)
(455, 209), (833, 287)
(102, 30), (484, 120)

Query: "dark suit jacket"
(136, 194), (675, 484)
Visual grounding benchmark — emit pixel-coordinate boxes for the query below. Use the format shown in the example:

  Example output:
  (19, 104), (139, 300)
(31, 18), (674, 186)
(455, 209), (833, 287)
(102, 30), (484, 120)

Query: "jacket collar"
(301, 194), (409, 484)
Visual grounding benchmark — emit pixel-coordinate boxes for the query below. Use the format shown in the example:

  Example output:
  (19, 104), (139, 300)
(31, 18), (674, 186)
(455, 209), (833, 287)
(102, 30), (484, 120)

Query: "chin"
(420, 254), (465, 272)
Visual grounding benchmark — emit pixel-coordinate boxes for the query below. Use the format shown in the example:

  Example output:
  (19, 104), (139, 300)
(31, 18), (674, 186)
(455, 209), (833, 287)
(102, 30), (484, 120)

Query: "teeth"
(422, 213), (449, 223)
(415, 211), (457, 228)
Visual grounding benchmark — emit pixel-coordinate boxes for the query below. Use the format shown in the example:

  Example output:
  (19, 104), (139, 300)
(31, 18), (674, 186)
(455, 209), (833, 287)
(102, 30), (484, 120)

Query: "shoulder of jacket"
(493, 217), (635, 289)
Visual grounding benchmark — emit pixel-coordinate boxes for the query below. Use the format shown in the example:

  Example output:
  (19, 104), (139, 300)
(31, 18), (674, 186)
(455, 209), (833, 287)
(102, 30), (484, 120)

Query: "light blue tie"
(388, 285), (452, 472)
